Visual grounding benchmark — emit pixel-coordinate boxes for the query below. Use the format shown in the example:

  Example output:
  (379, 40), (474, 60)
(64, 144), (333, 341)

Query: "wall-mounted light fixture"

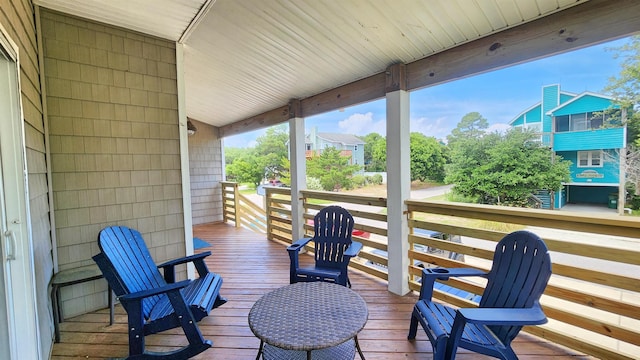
(187, 119), (197, 136)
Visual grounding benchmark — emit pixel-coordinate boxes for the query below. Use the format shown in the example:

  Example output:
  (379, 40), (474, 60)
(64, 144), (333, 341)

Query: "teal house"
(510, 84), (626, 209)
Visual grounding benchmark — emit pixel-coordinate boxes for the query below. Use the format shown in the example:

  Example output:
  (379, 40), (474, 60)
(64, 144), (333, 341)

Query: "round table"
(248, 282), (368, 360)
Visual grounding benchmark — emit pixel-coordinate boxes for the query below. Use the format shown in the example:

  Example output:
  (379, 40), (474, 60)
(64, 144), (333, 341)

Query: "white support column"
(385, 64), (410, 295)
(176, 43), (195, 278)
(289, 100), (306, 241)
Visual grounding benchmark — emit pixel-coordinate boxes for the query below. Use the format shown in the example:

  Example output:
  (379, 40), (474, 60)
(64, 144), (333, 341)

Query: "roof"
(546, 92), (616, 115)
(33, 0), (639, 137)
(315, 133), (365, 146)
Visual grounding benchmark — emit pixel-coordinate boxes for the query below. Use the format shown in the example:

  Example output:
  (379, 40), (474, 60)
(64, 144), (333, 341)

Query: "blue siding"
(557, 150), (620, 184)
(526, 106), (542, 124)
(554, 127), (625, 151)
(542, 85), (559, 133)
(551, 95), (616, 116)
(559, 93), (574, 104)
(512, 115), (525, 127)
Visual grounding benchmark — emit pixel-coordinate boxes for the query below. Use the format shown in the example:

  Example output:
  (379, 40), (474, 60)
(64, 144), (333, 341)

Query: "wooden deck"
(51, 223), (593, 359)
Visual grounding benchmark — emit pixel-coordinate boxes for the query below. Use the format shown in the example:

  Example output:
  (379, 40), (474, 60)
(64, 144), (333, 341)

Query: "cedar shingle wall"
(41, 9), (186, 318)
(188, 119), (223, 225)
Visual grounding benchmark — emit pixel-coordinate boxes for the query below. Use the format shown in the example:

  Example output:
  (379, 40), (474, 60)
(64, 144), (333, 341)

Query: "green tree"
(446, 129), (571, 206)
(446, 112), (489, 148)
(371, 137), (387, 168)
(410, 132), (447, 182)
(254, 125), (289, 181)
(360, 133), (386, 171)
(307, 147), (361, 191)
(224, 147), (246, 165)
(225, 150), (264, 187)
(605, 35), (640, 146)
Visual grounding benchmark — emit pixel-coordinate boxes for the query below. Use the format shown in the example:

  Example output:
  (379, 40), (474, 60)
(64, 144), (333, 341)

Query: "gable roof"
(546, 92), (615, 115)
(310, 132), (365, 146)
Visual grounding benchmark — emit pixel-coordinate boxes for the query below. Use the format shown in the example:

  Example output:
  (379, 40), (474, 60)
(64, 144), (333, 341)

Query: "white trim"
(176, 43), (195, 278)
(0, 23), (42, 360)
(564, 182), (619, 187)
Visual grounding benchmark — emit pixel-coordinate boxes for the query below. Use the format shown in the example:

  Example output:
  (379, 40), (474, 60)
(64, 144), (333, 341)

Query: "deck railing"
(223, 183), (640, 360)
(221, 182), (267, 233)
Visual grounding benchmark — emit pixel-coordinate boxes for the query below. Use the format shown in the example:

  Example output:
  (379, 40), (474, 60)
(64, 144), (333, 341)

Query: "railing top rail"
(407, 200), (640, 237)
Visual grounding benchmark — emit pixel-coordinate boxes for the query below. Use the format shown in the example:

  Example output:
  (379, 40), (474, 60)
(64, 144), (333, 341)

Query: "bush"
(306, 177), (323, 190)
(352, 175), (367, 188)
(630, 195), (640, 210)
(371, 173), (383, 185)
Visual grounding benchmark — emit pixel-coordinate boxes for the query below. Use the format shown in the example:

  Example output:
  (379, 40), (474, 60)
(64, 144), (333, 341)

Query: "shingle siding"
(41, 9), (186, 319)
(188, 119), (223, 225)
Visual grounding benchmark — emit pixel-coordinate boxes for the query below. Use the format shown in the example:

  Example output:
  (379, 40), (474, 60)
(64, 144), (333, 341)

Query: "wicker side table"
(248, 282), (368, 360)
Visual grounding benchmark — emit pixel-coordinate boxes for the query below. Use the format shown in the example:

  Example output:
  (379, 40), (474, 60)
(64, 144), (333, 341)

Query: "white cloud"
(411, 116), (452, 141)
(337, 112), (386, 135)
(487, 123), (511, 134)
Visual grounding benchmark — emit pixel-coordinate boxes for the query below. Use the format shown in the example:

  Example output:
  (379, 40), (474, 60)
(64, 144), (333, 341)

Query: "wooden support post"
(289, 99), (306, 242)
(385, 63), (410, 296)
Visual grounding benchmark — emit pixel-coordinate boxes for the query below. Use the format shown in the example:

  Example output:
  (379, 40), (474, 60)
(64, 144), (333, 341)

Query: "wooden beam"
(407, 0), (640, 90)
(221, 0), (640, 137)
(218, 105), (289, 138)
(300, 72), (386, 119)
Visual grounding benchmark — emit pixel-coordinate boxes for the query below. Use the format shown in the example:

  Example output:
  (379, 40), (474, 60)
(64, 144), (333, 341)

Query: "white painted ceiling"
(35, 0), (587, 131)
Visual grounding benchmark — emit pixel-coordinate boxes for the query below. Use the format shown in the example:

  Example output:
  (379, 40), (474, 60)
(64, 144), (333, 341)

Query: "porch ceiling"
(35, 0), (593, 133)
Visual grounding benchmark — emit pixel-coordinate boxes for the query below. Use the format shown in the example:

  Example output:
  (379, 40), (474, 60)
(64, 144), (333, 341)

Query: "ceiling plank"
(221, 0), (640, 137)
(407, 0), (640, 90)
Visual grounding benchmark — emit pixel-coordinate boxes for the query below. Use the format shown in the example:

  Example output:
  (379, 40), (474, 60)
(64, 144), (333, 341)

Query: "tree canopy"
(306, 147), (362, 191)
(446, 128), (571, 206)
(410, 132), (447, 183)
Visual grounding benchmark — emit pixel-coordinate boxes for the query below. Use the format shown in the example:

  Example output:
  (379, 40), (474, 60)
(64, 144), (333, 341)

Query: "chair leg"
(408, 311), (419, 340)
(355, 335), (366, 359)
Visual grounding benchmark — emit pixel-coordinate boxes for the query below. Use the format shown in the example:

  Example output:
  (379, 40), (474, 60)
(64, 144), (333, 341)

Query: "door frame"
(0, 23), (42, 360)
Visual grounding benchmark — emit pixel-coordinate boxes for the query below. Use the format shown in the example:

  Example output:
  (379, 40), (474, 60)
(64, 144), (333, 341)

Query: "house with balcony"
(305, 127), (365, 170)
(1, 0), (639, 359)
(510, 84), (626, 209)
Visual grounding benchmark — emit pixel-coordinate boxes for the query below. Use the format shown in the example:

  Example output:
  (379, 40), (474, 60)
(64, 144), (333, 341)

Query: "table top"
(248, 282), (368, 351)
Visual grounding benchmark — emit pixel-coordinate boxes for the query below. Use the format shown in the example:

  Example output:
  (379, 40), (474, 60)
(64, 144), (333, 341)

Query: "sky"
(223, 37), (631, 148)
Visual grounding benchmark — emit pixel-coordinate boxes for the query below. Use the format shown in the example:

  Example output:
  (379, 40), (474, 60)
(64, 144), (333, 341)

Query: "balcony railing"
(221, 183), (640, 360)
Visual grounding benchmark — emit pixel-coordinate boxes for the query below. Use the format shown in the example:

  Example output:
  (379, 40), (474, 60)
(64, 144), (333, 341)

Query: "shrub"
(306, 177), (323, 190)
(352, 175), (367, 188)
(371, 173), (383, 185)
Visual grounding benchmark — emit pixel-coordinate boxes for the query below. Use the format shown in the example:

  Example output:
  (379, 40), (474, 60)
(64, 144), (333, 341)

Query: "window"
(306, 144), (311, 150)
(577, 150), (603, 167)
(587, 111), (604, 129)
(354, 145), (358, 151)
(571, 113), (587, 131)
(556, 115), (569, 132)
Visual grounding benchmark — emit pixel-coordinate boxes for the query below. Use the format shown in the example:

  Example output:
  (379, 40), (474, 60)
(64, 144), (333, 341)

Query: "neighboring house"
(510, 84), (626, 209)
(305, 127), (365, 172)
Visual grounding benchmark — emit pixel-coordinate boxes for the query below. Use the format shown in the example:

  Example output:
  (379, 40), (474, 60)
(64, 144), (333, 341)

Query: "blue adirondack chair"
(287, 206), (363, 287)
(408, 230), (552, 360)
(93, 226), (227, 360)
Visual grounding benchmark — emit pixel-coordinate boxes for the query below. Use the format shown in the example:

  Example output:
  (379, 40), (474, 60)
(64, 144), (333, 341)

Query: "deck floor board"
(51, 222), (593, 359)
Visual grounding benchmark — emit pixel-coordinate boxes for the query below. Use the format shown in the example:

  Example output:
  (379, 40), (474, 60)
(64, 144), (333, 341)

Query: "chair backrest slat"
(98, 226), (167, 319)
(313, 206), (354, 269)
(480, 230), (552, 344)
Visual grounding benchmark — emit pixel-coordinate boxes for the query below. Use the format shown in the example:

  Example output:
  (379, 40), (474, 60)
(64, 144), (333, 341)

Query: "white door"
(0, 28), (41, 360)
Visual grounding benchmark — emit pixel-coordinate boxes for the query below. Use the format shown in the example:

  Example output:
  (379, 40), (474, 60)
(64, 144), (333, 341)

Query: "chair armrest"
(119, 280), (191, 302)
(158, 251), (211, 268)
(418, 267), (487, 301)
(158, 251), (212, 281)
(344, 241), (363, 257)
(457, 306), (548, 326)
(287, 238), (312, 252)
